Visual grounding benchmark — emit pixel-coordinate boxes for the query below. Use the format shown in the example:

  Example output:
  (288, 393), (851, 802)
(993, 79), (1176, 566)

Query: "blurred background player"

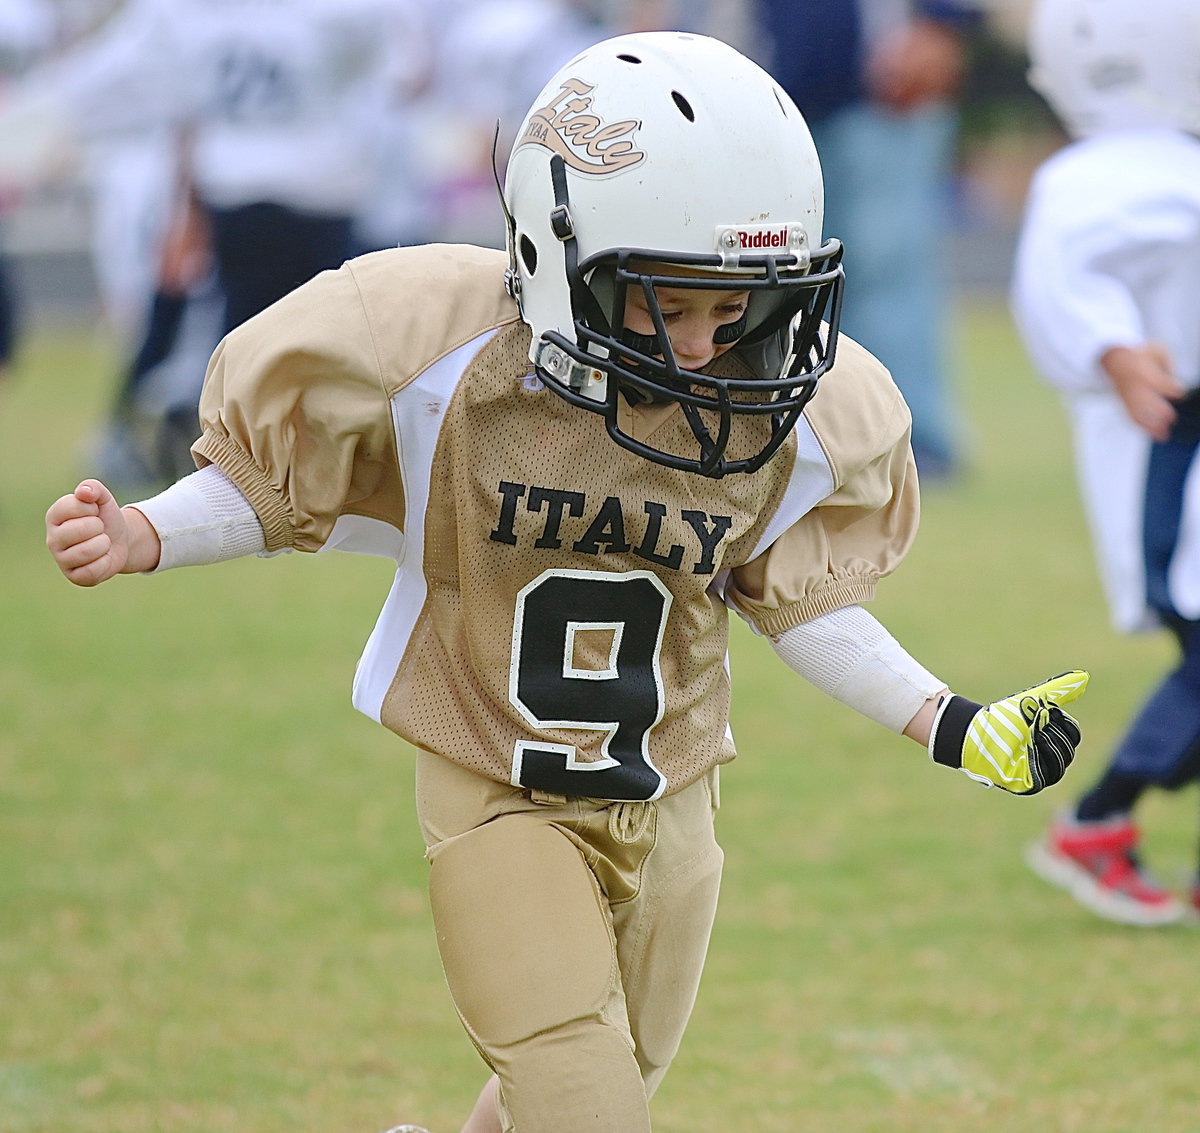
(752, 0), (984, 482)
(1013, 0), (1200, 926)
(153, 0), (429, 477)
(37, 0), (223, 492)
(10, 0), (421, 491)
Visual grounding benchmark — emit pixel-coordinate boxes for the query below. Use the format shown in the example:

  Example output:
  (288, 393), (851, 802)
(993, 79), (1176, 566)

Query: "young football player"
(47, 32), (1087, 1133)
(1013, 0), (1200, 927)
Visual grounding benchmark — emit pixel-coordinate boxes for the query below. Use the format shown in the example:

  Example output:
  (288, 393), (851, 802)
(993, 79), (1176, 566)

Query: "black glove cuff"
(930, 694), (984, 769)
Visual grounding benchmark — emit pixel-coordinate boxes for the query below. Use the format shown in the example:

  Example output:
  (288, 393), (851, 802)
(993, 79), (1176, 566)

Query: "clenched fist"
(46, 479), (160, 585)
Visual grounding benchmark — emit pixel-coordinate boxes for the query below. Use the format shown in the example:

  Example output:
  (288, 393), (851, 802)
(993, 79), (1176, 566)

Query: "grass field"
(1, 302), (1195, 1133)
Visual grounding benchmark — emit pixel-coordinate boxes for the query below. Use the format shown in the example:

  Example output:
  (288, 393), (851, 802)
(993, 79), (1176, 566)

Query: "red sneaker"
(1025, 814), (1186, 926)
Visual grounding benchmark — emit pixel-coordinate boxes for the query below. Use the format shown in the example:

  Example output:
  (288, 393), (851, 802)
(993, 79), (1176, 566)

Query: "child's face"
(623, 266), (750, 372)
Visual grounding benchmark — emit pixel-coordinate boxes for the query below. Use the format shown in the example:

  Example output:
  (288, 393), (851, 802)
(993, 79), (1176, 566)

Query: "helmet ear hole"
(519, 234), (538, 275)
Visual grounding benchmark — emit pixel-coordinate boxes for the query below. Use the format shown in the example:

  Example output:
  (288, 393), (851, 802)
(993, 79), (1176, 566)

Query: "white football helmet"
(1028, 0), (1200, 138)
(501, 31), (843, 478)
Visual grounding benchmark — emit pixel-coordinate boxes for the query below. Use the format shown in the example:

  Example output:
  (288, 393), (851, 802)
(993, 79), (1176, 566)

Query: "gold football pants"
(416, 749), (723, 1133)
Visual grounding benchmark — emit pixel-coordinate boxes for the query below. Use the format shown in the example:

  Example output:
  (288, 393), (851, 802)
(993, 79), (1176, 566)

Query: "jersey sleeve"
(191, 260), (402, 553)
(725, 336), (920, 636)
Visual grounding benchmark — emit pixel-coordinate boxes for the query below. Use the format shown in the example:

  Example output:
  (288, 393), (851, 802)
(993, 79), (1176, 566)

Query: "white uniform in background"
(1012, 129), (1200, 633)
(24, 0), (411, 488)
(37, 0), (411, 294)
(164, 0), (392, 219)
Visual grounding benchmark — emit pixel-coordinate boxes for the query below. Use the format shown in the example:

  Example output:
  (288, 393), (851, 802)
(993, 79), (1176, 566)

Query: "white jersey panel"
(742, 416), (836, 565)
(352, 330), (500, 722)
(318, 514), (406, 560)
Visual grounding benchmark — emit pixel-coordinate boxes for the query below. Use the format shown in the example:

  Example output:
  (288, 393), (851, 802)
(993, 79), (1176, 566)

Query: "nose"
(670, 317), (718, 368)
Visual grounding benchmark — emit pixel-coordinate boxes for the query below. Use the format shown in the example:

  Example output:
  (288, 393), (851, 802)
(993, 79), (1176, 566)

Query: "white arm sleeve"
(770, 605), (946, 733)
(130, 465), (266, 571)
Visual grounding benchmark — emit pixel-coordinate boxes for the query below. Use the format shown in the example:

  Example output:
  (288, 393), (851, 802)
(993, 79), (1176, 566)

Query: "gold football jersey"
(193, 244), (918, 800)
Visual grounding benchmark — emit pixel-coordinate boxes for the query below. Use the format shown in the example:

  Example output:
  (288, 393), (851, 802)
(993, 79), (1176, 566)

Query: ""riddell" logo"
(736, 228), (789, 249)
(515, 79), (645, 175)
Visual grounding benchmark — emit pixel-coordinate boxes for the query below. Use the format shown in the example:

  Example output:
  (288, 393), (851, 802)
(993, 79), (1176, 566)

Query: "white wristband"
(770, 605), (946, 733)
(131, 465), (265, 571)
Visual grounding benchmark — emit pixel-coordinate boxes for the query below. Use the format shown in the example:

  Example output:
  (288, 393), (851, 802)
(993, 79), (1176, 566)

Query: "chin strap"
(548, 154), (613, 339)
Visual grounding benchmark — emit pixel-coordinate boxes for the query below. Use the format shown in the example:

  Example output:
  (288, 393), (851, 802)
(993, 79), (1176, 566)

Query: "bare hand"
(45, 479), (157, 586)
(867, 20), (967, 114)
(157, 192), (212, 295)
(1101, 343), (1185, 442)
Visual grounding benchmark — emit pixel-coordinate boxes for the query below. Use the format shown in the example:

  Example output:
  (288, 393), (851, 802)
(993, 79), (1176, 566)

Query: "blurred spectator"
(752, 0), (984, 481)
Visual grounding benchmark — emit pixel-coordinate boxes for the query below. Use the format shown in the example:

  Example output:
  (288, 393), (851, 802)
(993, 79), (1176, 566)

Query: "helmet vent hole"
(617, 53), (642, 64)
(671, 90), (695, 121)
(519, 234), (538, 275)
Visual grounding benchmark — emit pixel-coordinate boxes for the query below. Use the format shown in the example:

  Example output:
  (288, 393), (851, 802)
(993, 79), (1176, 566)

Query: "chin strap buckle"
(534, 340), (605, 397)
(549, 205), (574, 241)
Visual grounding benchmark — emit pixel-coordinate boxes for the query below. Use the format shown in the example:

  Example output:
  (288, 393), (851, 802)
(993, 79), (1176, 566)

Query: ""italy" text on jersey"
(488, 480), (733, 575)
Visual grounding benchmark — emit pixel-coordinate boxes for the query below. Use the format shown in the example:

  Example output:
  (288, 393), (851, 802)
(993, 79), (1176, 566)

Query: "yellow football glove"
(928, 670), (1089, 794)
